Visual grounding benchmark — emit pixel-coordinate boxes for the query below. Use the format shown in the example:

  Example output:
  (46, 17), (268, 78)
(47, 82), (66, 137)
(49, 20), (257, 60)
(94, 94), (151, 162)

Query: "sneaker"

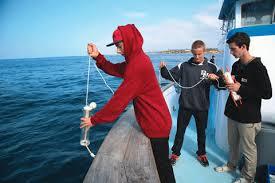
(232, 177), (251, 183)
(214, 164), (236, 173)
(197, 154), (209, 167)
(169, 154), (179, 166)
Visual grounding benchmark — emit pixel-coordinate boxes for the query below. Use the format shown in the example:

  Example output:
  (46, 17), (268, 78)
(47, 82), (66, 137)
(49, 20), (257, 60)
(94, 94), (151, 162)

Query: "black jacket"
(161, 58), (224, 111)
(224, 57), (272, 123)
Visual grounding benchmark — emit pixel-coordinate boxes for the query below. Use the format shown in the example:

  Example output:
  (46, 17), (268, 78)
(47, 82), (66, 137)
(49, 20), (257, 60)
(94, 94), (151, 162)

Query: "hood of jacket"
(117, 24), (144, 61)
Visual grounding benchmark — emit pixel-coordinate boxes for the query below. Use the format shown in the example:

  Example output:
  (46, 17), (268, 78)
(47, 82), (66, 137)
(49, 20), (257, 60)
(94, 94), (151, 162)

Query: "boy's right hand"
(87, 43), (99, 58)
(159, 61), (166, 69)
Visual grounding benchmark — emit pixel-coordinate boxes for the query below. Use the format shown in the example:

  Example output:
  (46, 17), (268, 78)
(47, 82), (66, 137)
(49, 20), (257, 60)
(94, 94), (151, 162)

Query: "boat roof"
(219, 0), (238, 20)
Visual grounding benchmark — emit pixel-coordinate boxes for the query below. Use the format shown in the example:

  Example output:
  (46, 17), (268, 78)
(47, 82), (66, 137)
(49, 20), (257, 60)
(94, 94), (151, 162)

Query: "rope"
(163, 65), (226, 90)
(215, 79), (226, 89)
(163, 65), (205, 89)
(85, 57), (92, 106)
(83, 56), (96, 159)
(93, 62), (114, 94)
(85, 57), (114, 107)
(158, 67), (162, 84)
(85, 145), (96, 158)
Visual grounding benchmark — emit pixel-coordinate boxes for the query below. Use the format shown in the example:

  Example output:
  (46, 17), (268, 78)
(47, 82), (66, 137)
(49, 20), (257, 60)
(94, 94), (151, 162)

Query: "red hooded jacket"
(90, 24), (172, 138)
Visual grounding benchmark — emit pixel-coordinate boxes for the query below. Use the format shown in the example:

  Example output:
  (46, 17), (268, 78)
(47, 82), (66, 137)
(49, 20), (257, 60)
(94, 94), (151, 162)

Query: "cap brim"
(106, 40), (122, 47)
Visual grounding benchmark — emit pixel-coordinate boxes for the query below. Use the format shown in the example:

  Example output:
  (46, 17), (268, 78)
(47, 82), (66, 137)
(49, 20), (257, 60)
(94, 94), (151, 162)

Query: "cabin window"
(241, 0), (274, 26)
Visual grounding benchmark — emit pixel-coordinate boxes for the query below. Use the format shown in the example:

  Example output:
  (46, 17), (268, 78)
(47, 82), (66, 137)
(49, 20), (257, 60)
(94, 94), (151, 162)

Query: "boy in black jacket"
(214, 32), (272, 183)
(160, 40), (224, 167)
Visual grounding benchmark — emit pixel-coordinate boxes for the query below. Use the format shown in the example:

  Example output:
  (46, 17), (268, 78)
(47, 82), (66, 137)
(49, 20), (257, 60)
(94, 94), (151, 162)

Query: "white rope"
(215, 79), (226, 89)
(163, 66), (226, 89)
(158, 67), (162, 84)
(85, 145), (96, 158)
(93, 62), (114, 94)
(85, 57), (92, 106)
(83, 56), (96, 159)
(163, 66), (205, 89)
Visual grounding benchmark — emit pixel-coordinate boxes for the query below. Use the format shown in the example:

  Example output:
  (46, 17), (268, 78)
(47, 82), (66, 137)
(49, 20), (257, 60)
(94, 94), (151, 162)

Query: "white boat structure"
(83, 0), (275, 182)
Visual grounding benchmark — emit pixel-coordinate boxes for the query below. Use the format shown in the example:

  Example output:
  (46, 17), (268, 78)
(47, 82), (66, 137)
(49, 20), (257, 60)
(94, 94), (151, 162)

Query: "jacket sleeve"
(160, 64), (181, 82)
(90, 73), (141, 125)
(237, 65), (272, 99)
(94, 53), (126, 78)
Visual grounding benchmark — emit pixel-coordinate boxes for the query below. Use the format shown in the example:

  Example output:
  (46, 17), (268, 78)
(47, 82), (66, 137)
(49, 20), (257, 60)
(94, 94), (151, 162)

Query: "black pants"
(150, 138), (176, 183)
(172, 105), (208, 156)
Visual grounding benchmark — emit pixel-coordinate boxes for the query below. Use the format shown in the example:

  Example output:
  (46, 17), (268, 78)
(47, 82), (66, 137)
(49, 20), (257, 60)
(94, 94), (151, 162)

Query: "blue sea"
(0, 53), (222, 183)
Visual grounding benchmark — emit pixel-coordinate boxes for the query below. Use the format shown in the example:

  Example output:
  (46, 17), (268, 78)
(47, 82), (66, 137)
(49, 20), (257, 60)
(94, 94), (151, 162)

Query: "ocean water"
(0, 53), (222, 183)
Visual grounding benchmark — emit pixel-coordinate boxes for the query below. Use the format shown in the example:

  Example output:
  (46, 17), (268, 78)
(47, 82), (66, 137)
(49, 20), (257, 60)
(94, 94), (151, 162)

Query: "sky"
(0, 0), (224, 59)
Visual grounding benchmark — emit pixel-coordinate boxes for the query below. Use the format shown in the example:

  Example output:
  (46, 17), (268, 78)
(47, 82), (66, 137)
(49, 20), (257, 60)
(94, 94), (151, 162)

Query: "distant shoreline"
(148, 48), (222, 54)
(0, 49), (223, 60)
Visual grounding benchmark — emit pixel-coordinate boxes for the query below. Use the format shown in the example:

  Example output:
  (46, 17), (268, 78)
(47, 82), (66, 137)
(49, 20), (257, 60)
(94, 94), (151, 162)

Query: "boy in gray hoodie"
(160, 40), (224, 167)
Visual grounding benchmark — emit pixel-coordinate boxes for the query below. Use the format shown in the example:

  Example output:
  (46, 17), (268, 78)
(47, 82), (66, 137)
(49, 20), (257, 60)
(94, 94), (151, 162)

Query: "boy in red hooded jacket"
(81, 24), (175, 183)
